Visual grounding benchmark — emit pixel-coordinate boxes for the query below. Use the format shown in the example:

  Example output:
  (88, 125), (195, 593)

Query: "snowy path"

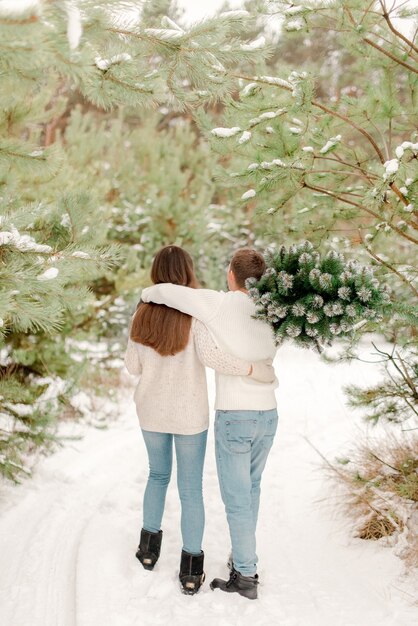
(0, 345), (417, 626)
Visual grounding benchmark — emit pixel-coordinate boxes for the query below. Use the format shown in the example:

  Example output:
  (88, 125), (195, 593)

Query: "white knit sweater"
(141, 286), (278, 410)
(124, 319), (253, 435)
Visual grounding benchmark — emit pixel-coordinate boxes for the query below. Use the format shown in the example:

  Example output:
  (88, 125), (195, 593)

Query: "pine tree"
(0, 0), (269, 480)
(198, 0), (418, 426)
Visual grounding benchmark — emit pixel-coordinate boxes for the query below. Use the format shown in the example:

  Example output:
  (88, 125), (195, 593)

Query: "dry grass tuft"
(357, 513), (401, 540)
(316, 432), (418, 571)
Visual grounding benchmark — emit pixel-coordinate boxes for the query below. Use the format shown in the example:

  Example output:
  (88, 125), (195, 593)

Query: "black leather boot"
(179, 550), (205, 595)
(135, 528), (163, 570)
(210, 567), (259, 600)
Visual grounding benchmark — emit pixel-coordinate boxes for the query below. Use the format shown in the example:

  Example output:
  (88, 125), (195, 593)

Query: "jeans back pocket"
(261, 416), (278, 451)
(223, 419), (257, 454)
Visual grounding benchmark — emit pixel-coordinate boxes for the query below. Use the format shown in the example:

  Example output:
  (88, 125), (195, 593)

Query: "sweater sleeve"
(124, 339), (142, 376)
(140, 284), (224, 324)
(193, 320), (250, 376)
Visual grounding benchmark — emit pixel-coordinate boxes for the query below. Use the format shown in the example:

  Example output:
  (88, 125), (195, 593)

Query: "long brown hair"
(130, 246), (199, 356)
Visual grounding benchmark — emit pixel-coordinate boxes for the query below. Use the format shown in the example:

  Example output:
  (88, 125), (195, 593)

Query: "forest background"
(0, 0), (417, 566)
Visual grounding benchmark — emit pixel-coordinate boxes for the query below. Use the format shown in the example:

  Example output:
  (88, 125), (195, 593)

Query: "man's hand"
(248, 359), (276, 384)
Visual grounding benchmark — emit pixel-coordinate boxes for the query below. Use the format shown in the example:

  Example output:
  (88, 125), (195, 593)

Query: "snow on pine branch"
(144, 28), (185, 41)
(240, 82), (259, 97)
(95, 53), (132, 71)
(395, 141), (418, 159)
(160, 16), (184, 32)
(285, 20), (305, 31)
(320, 135), (342, 154)
(383, 141), (418, 180)
(240, 36), (266, 51)
(238, 131), (251, 144)
(241, 189), (256, 200)
(256, 75), (292, 89)
(211, 127), (241, 138)
(66, 2), (82, 50)
(249, 109), (287, 126)
(0, 227), (52, 253)
(219, 10), (250, 20)
(37, 268), (59, 282)
(284, 6), (307, 16)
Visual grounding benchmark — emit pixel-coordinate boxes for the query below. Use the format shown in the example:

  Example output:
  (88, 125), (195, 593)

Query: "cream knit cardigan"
(124, 319), (252, 435)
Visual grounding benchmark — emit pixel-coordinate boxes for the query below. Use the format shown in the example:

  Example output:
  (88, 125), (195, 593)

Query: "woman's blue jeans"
(141, 429), (208, 555)
(214, 409), (278, 577)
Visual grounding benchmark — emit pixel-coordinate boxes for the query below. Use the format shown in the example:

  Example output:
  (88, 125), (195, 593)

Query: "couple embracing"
(124, 245), (278, 600)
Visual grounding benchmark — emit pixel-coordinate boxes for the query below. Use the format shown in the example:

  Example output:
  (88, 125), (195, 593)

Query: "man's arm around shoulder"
(141, 284), (224, 324)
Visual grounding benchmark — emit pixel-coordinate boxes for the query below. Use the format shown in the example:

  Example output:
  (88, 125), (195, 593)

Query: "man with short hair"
(141, 248), (278, 600)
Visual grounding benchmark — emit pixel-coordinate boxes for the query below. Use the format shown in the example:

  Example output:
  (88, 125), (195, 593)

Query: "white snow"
(284, 6), (306, 16)
(249, 110), (286, 126)
(0, 232), (13, 245)
(0, 347), (417, 626)
(0, 227), (52, 254)
(211, 126), (241, 138)
(66, 2), (82, 50)
(240, 36), (265, 51)
(35, 376), (69, 405)
(240, 82), (258, 97)
(303, 146), (314, 153)
(320, 135), (342, 154)
(37, 267), (59, 281)
(394, 142), (418, 160)
(95, 53), (132, 71)
(219, 10), (250, 19)
(285, 19), (305, 31)
(144, 28), (185, 40)
(384, 159), (399, 176)
(241, 189), (256, 200)
(238, 131), (251, 144)
(71, 251), (91, 259)
(0, 0), (39, 16)
(3, 402), (33, 417)
(160, 16), (184, 32)
(257, 75), (292, 89)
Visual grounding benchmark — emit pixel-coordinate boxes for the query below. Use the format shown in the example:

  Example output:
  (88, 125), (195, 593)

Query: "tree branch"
(379, 0), (418, 55)
(303, 182), (418, 244)
(358, 231), (418, 298)
(232, 73), (386, 163)
(344, 7), (418, 75)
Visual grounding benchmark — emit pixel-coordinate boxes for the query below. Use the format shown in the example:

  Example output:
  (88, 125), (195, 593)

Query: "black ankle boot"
(210, 567), (259, 600)
(135, 529), (163, 570)
(179, 550), (205, 595)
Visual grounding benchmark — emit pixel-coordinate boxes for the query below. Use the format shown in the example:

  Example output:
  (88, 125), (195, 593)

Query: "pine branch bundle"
(247, 240), (392, 350)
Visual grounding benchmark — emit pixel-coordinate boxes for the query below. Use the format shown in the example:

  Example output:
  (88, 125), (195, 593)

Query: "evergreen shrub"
(247, 240), (392, 350)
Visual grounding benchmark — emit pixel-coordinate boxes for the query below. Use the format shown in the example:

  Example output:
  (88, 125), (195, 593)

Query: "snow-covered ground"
(0, 344), (417, 626)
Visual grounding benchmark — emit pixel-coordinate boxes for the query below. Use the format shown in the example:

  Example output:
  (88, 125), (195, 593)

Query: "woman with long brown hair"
(124, 245), (273, 595)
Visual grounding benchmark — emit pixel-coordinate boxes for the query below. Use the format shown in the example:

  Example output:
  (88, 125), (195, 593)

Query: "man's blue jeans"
(141, 429), (208, 555)
(214, 409), (278, 576)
